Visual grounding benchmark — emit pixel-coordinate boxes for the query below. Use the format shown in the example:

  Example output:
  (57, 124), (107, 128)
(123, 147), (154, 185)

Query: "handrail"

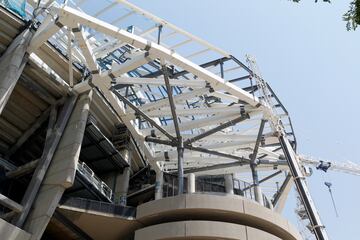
(77, 161), (113, 201)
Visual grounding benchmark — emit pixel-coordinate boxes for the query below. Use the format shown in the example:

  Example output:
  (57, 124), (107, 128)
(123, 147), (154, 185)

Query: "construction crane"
(299, 154), (360, 176)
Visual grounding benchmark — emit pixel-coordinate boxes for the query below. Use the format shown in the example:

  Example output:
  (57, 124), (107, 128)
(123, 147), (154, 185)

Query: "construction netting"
(0, 0), (26, 17)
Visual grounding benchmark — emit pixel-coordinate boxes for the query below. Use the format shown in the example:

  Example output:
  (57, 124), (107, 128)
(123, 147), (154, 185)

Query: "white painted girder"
(72, 26), (99, 71)
(58, 6), (263, 107)
(114, 76), (207, 88)
(139, 88), (210, 112)
(126, 104), (258, 119)
(30, 3), (285, 175)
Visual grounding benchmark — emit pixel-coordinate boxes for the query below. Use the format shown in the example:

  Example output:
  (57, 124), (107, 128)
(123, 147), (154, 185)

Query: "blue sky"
(129, 0), (360, 239)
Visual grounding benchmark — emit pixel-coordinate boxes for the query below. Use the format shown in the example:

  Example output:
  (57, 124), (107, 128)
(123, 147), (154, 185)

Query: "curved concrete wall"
(135, 221), (281, 240)
(136, 194), (302, 240)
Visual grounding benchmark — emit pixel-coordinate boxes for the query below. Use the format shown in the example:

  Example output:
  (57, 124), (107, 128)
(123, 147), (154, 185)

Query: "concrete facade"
(54, 194), (302, 240)
(135, 221), (282, 240)
(136, 194), (301, 240)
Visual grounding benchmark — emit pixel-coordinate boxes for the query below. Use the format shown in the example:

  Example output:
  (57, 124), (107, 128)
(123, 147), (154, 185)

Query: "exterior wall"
(55, 193), (301, 240)
(135, 221), (281, 240)
(136, 194), (302, 240)
(0, 218), (31, 240)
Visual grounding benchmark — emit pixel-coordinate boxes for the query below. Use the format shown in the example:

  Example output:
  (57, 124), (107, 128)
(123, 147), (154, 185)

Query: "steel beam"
(139, 88), (210, 113)
(145, 137), (250, 164)
(184, 162), (241, 174)
(72, 25), (99, 72)
(111, 89), (175, 141)
(242, 170), (282, 191)
(162, 65), (181, 138)
(177, 137), (184, 194)
(184, 114), (250, 145)
(162, 64), (184, 194)
(272, 173), (292, 210)
(250, 119), (266, 205)
(279, 135), (329, 240)
(58, 6), (261, 107)
(185, 145), (249, 164)
(114, 76), (206, 88)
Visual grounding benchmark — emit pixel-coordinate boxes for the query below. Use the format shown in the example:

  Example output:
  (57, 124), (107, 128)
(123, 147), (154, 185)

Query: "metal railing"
(162, 174), (272, 209)
(60, 197), (136, 218)
(77, 161), (113, 201)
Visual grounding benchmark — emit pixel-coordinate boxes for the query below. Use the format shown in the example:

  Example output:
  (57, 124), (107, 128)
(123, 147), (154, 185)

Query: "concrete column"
(187, 173), (196, 194)
(113, 148), (131, 206)
(224, 174), (234, 195)
(155, 170), (163, 200)
(23, 91), (92, 240)
(251, 164), (264, 206)
(0, 29), (33, 115)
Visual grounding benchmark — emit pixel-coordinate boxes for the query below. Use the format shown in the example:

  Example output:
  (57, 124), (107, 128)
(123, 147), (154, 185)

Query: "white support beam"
(114, 76), (206, 88)
(72, 26), (99, 71)
(170, 39), (192, 49)
(93, 2), (117, 17)
(93, 40), (125, 58)
(115, 0), (230, 57)
(111, 10), (135, 25)
(127, 104), (253, 119)
(179, 133), (273, 142)
(100, 51), (152, 79)
(141, 113), (239, 136)
(139, 25), (159, 37)
(139, 88), (209, 112)
(67, 28), (74, 87)
(58, 6), (262, 107)
(28, 8), (61, 53)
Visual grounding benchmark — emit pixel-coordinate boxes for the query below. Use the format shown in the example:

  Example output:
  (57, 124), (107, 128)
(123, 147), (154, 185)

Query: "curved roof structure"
(7, 1), (360, 239)
(27, 0), (296, 176)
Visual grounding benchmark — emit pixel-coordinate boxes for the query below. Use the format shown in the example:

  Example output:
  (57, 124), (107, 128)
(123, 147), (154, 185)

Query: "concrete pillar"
(23, 91), (92, 240)
(187, 173), (195, 194)
(0, 29), (33, 115)
(155, 170), (163, 200)
(113, 148), (131, 206)
(251, 164), (264, 206)
(224, 174), (234, 195)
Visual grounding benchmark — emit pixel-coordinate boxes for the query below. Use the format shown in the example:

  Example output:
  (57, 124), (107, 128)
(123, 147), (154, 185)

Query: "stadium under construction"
(0, 1), (359, 240)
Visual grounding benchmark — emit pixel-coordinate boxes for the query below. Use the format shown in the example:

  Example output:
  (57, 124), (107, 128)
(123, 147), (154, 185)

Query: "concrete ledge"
(136, 194), (301, 240)
(135, 220), (281, 240)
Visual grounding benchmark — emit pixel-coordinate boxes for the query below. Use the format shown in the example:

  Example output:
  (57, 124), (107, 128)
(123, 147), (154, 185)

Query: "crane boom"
(299, 155), (360, 176)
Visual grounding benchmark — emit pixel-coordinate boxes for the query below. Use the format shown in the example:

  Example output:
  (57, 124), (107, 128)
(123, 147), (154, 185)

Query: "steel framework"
(2, 0), (359, 239)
